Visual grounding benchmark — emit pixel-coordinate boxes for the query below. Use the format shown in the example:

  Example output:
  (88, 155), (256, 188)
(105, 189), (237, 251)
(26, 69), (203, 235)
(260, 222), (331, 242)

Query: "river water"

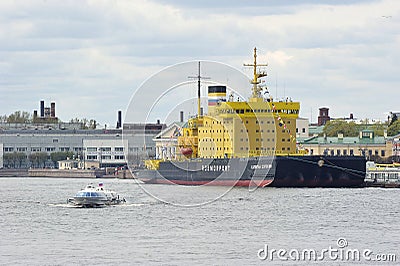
(0, 177), (399, 265)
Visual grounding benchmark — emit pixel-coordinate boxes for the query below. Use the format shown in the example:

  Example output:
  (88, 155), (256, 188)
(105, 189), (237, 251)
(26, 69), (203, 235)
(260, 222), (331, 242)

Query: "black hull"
(137, 156), (366, 188)
(271, 156), (365, 187)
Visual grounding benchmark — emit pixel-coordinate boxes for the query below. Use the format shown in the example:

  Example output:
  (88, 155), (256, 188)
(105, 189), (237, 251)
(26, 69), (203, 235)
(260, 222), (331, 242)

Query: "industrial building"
(0, 123), (165, 169)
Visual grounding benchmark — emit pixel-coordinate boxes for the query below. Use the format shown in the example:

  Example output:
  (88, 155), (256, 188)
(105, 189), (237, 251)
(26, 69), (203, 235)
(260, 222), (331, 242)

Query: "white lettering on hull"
(201, 165), (231, 172)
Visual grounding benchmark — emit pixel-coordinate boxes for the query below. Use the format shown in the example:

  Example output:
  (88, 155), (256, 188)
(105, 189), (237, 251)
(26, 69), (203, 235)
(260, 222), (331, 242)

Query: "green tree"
(6, 111), (32, 123)
(3, 153), (13, 168)
(389, 114), (398, 126)
(370, 122), (388, 136)
(323, 120), (359, 137)
(0, 115), (7, 122)
(70, 118), (98, 129)
(15, 152), (27, 168)
(89, 119), (97, 129)
(388, 120), (400, 136)
(3, 152), (26, 168)
(50, 151), (74, 168)
(28, 152), (48, 168)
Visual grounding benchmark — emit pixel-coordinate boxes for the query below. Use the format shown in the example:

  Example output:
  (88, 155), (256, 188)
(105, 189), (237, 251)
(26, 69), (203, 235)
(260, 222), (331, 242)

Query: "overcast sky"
(1, 0), (399, 127)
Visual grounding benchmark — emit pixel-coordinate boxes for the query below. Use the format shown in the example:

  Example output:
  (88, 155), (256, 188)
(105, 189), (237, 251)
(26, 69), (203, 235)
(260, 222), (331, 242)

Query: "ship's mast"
(244, 47), (268, 98)
(188, 61), (209, 118)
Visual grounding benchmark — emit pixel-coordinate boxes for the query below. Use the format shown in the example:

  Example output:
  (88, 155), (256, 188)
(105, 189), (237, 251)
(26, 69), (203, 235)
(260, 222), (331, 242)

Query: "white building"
(296, 118), (309, 138)
(153, 122), (184, 160)
(0, 143), (3, 168)
(58, 159), (84, 170)
(83, 138), (128, 167)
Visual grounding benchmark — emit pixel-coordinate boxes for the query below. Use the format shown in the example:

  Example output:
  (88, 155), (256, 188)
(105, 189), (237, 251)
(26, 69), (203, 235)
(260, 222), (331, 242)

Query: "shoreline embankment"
(0, 168), (135, 179)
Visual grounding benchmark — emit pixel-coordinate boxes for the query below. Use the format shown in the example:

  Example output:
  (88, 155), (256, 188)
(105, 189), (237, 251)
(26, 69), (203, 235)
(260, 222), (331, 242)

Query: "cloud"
(0, 0), (399, 125)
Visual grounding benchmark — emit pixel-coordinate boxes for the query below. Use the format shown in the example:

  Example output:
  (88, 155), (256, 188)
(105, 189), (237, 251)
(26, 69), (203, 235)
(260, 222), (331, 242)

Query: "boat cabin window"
(75, 191), (103, 197)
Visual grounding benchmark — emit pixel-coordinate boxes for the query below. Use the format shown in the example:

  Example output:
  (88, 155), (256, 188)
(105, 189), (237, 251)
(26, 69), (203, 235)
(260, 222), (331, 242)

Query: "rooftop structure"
(33, 100), (58, 123)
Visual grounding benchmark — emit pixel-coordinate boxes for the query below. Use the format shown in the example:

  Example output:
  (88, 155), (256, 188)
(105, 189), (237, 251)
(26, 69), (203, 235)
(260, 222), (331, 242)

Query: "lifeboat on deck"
(180, 147), (193, 157)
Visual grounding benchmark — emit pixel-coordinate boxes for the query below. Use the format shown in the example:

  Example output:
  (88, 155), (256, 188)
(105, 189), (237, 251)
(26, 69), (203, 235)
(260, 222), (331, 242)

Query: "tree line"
(2, 151), (76, 169)
(322, 119), (400, 137)
(1, 111), (99, 129)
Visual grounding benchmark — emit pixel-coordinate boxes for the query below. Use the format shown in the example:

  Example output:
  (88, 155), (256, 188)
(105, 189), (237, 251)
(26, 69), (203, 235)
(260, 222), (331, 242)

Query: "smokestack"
(157, 119), (160, 124)
(33, 110), (38, 120)
(44, 107), (50, 117)
(40, 100), (45, 117)
(350, 113), (353, 120)
(116, 110), (122, 129)
(180, 111), (184, 123)
(200, 107), (203, 116)
(51, 102), (56, 118)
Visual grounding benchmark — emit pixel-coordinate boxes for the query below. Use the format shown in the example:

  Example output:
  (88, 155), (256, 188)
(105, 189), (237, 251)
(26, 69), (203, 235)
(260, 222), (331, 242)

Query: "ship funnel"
(208, 85), (226, 106)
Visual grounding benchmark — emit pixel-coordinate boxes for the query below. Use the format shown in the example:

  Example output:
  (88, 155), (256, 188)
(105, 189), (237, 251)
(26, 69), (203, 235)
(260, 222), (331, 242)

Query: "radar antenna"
(244, 47), (268, 98)
(188, 62), (210, 118)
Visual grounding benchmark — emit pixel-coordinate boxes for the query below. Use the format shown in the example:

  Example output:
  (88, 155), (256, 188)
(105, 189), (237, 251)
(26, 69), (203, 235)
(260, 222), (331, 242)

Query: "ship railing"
(274, 152), (306, 156)
(178, 136), (198, 146)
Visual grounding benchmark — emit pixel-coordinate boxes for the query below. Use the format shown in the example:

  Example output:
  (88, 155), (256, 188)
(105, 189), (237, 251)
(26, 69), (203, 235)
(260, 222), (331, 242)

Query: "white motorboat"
(67, 183), (126, 207)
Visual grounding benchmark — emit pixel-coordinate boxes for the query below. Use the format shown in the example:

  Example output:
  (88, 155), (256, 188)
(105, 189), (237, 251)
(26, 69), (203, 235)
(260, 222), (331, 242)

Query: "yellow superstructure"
(177, 48), (301, 159)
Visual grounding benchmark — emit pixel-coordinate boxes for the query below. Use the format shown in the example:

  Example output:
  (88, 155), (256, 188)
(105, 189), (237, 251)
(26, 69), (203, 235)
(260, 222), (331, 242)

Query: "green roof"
(308, 125), (324, 135)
